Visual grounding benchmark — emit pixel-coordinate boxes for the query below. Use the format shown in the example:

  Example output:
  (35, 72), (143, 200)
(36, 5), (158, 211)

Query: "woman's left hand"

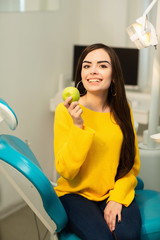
(104, 200), (122, 232)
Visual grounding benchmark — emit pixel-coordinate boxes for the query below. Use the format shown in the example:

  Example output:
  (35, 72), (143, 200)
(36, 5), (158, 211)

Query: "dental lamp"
(127, 0), (158, 49)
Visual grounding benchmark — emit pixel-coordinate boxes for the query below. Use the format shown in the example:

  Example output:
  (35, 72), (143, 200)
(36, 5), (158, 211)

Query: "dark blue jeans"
(60, 194), (142, 240)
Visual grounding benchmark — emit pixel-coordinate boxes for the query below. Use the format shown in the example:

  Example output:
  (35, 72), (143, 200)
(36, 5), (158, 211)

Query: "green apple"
(62, 87), (80, 103)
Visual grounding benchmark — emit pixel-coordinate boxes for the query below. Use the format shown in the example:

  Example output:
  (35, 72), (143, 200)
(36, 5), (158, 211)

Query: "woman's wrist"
(74, 123), (84, 129)
(73, 119), (84, 129)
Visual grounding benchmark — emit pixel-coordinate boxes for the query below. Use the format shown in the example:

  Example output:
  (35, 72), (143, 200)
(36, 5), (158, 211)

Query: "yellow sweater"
(54, 103), (140, 207)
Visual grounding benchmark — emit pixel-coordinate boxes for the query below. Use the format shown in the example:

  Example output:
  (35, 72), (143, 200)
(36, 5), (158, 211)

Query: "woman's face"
(81, 48), (112, 94)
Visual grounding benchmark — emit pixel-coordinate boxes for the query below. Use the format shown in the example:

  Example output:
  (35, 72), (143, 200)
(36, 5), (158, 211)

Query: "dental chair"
(0, 98), (160, 240)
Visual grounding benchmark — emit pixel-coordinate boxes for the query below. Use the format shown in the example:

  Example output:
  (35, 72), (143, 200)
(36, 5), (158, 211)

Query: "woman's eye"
(83, 65), (90, 69)
(100, 64), (107, 68)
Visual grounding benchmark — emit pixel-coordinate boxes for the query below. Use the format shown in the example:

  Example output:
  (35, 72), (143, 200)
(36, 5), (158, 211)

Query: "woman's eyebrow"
(97, 60), (111, 65)
(82, 60), (111, 65)
(82, 60), (91, 64)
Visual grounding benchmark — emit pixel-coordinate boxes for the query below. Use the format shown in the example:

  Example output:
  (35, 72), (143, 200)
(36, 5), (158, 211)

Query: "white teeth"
(88, 79), (100, 82)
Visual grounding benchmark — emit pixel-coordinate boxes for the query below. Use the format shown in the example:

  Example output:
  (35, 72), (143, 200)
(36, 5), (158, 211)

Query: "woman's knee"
(60, 194), (113, 240)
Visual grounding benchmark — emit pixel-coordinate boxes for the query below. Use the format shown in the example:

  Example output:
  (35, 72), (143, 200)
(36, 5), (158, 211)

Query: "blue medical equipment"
(0, 98), (160, 240)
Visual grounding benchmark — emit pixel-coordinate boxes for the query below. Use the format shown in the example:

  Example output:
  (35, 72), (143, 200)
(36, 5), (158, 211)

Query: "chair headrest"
(0, 98), (18, 130)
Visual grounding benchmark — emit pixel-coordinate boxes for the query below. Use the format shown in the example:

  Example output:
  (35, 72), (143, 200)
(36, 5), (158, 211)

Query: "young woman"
(54, 43), (142, 240)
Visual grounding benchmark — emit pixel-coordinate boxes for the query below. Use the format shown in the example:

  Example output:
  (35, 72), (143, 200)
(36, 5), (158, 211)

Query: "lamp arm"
(143, 0), (158, 17)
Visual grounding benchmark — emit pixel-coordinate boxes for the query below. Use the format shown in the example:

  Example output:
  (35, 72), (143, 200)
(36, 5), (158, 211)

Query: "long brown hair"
(74, 43), (135, 180)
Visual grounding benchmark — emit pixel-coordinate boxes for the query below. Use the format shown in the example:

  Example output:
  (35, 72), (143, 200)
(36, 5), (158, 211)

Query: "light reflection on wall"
(0, 0), (59, 12)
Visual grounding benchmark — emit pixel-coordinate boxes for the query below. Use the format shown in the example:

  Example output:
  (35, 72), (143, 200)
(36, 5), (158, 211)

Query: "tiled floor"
(0, 205), (50, 240)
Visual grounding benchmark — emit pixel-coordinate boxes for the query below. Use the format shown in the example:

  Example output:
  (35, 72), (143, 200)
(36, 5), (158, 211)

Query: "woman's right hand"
(64, 96), (84, 129)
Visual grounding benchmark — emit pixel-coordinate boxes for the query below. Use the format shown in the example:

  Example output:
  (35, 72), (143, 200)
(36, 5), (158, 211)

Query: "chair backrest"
(0, 134), (68, 234)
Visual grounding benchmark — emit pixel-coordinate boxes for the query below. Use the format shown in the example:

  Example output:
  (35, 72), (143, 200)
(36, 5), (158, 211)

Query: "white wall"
(0, 0), (80, 216)
(77, 0), (143, 47)
(0, 0), (80, 176)
(78, 0), (128, 46)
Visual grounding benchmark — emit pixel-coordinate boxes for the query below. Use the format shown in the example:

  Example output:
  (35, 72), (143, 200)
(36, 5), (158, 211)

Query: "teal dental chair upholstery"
(0, 98), (160, 240)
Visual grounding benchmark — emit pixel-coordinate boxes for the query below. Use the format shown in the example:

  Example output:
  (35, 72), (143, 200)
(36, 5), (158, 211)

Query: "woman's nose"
(90, 66), (98, 74)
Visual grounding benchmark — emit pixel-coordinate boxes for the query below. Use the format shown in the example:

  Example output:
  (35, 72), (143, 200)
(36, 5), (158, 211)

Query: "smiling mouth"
(87, 79), (102, 83)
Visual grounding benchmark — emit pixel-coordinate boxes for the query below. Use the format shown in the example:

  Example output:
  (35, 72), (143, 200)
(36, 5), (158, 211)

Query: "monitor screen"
(72, 45), (139, 87)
